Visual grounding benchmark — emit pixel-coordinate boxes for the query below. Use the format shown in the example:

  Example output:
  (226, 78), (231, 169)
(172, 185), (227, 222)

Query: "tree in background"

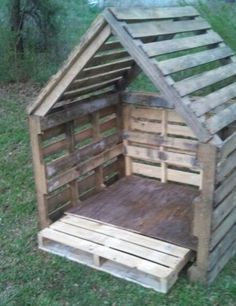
(9, 0), (61, 59)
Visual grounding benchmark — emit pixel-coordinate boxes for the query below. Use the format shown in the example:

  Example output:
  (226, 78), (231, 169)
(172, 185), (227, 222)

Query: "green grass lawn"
(1, 1), (236, 305)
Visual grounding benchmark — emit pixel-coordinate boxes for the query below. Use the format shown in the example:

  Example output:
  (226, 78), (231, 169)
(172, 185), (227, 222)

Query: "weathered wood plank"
(29, 116), (50, 228)
(79, 143), (123, 176)
(81, 58), (133, 78)
(206, 103), (236, 134)
(209, 224), (236, 270)
(130, 118), (196, 138)
(88, 50), (130, 67)
(174, 62), (236, 96)
(40, 93), (119, 131)
(47, 144), (123, 192)
(210, 209), (236, 250)
(219, 130), (236, 160)
(132, 162), (201, 186)
(100, 40), (123, 52)
(51, 221), (180, 268)
(191, 82), (236, 117)
(111, 6), (199, 20)
(124, 130), (198, 152)
(130, 107), (184, 123)
(122, 91), (173, 109)
(123, 104), (132, 176)
(47, 187), (71, 213)
(126, 18), (210, 39)
(208, 238), (236, 283)
(125, 145), (198, 168)
(46, 133), (122, 178)
(212, 191), (236, 230)
(189, 144), (217, 283)
(62, 77), (122, 100)
(64, 214), (189, 257)
(143, 31), (223, 57)
(42, 125), (66, 141)
(217, 149), (236, 183)
(103, 9), (211, 142)
(72, 68), (128, 89)
(215, 170), (236, 205)
(28, 20), (110, 116)
(159, 46), (233, 75)
(40, 227), (172, 279)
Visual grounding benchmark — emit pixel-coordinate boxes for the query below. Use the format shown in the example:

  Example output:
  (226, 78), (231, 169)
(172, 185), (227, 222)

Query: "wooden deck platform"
(69, 176), (199, 250)
(39, 215), (193, 293)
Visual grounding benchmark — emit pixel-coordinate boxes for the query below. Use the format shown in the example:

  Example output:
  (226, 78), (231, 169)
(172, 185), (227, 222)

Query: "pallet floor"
(39, 214), (193, 293)
(69, 176), (199, 250)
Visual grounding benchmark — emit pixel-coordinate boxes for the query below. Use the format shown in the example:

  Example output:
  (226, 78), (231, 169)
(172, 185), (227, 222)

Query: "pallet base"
(38, 215), (193, 293)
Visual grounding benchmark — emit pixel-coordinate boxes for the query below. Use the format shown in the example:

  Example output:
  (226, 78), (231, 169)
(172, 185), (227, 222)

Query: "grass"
(1, 1), (236, 305)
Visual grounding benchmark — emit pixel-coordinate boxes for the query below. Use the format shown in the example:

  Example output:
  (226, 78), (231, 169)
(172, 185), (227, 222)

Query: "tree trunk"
(10, 0), (24, 58)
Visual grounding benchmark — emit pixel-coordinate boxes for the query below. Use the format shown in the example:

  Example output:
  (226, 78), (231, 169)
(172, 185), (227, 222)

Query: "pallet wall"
(208, 132), (236, 282)
(122, 94), (202, 188)
(30, 93), (124, 227)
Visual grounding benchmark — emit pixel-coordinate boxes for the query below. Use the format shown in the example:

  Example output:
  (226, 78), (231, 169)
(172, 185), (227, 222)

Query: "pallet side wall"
(208, 135), (236, 283)
(30, 93), (124, 226)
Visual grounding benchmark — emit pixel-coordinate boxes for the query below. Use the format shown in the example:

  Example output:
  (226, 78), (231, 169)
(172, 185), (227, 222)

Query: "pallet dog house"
(28, 6), (236, 293)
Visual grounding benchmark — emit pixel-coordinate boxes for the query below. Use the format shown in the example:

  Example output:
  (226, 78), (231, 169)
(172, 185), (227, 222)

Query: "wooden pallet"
(38, 215), (193, 293)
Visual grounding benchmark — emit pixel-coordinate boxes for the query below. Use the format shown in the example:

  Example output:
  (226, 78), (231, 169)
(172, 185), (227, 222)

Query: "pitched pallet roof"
(28, 6), (236, 144)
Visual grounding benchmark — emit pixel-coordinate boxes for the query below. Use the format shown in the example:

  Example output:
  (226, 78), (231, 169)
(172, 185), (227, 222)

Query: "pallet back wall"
(122, 93), (202, 188)
(30, 93), (124, 228)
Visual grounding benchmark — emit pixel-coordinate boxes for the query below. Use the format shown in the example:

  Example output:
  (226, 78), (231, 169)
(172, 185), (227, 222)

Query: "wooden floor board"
(69, 176), (198, 250)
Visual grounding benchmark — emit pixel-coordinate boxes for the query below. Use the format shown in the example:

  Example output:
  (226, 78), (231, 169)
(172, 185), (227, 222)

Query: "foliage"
(0, 0), (100, 84)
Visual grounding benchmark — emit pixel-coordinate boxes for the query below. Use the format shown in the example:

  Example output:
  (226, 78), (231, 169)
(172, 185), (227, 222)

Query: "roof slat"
(72, 68), (129, 89)
(191, 82), (236, 117)
(88, 50), (131, 66)
(143, 31), (223, 57)
(174, 62), (236, 96)
(125, 18), (210, 38)
(206, 103), (236, 134)
(159, 46), (233, 75)
(111, 6), (199, 20)
(100, 40), (123, 51)
(80, 58), (134, 78)
(62, 77), (122, 100)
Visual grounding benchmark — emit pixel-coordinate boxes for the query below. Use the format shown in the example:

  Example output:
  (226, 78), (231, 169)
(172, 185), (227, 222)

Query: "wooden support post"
(161, 110), (167, 183)
(65, 121), (79, 206)
(116, 101), (125, 178)
(92, 112), (104, 190)
(189, 143), (217, 283)
(123, 105), (132, 176)
(29, 116), (50, 228)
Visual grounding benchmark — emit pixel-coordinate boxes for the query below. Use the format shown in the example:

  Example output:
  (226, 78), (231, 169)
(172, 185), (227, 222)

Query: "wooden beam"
(65, 121), (79, 206)
(40, 93), (119, 131)
(189, 144), (217, 283)
(29, 116), (50, 228)
(122, 91), (173, 109)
